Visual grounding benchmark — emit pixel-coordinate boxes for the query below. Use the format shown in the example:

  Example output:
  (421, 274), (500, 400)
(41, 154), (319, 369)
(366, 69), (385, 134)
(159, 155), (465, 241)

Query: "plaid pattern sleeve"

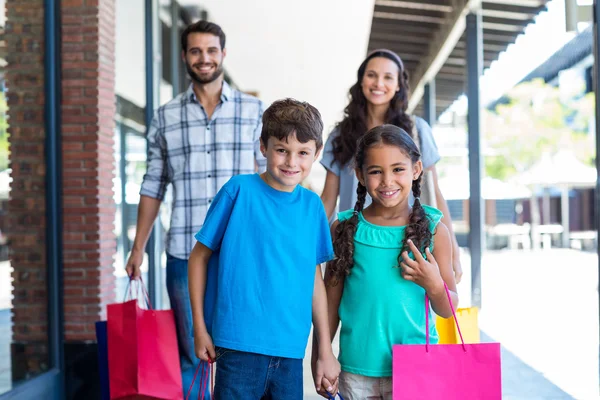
(138, 82), (265, 259)
(254, 100), (267, 172)
(140, 112), (171, 201)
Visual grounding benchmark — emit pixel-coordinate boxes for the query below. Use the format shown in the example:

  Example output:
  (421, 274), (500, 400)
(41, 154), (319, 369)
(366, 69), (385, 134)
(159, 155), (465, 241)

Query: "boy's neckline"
(255, 173), (300, 196)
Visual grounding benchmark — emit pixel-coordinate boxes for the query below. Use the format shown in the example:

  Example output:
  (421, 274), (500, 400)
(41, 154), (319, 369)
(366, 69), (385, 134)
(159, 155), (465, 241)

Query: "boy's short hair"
(181, 21), (226, 52)
(261, 99), (324, 150)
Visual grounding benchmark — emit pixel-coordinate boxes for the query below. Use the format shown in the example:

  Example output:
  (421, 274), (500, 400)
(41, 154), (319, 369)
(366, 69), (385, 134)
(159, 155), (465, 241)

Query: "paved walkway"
(303, 248), (598, 399)
(1, 249), (598, 398)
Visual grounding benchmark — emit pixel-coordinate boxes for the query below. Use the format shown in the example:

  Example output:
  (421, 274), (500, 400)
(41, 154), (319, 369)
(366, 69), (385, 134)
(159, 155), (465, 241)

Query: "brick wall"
(61, 0), (116, 341)
(5, 0), (50, 380)
(5, 0), (118, 381)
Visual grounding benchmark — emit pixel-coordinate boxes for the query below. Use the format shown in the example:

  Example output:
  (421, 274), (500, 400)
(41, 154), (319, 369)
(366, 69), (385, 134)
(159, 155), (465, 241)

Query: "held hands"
(194, 329), (216, 362)
(400, 239), (444, 293)
(313, 351), (340, 398)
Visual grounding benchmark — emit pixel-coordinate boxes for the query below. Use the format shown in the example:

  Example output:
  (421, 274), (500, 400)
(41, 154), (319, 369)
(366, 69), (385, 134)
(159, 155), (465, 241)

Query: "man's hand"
(194, 329), (216, 362)
(313, 351), (340, 398)
(125, 249), (144, 279)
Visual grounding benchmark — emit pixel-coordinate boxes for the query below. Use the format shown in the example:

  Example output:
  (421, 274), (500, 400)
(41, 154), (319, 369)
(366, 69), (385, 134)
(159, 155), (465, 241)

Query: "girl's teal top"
(337, 205), (443, 377)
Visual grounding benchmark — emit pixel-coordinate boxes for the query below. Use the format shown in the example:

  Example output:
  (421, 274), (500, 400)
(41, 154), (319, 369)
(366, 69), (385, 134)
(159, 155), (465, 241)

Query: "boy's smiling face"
(260, 133), (320, 192)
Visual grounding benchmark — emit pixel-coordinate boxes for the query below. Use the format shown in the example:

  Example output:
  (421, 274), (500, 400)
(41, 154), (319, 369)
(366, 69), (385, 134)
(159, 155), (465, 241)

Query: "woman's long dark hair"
(331, 50), (413, 168)
(328, 125), (432, 285)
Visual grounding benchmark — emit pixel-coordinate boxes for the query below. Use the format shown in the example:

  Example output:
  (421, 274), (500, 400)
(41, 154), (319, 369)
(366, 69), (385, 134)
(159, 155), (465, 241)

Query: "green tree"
(484, 79), (594, 180)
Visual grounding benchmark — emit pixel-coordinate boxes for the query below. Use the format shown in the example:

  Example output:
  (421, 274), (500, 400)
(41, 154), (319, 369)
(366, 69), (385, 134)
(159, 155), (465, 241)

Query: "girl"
(320, 48), (462, 283)
(324, 125), (458, 399)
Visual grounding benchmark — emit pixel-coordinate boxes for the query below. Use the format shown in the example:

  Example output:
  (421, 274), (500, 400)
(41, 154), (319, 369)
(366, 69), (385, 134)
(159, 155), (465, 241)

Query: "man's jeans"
(166, 253), (211, 399)
(213, 347), (303, 400)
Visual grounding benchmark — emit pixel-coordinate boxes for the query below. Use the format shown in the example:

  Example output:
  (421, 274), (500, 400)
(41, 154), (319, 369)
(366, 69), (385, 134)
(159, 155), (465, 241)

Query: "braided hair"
(328, 124), (432, 285)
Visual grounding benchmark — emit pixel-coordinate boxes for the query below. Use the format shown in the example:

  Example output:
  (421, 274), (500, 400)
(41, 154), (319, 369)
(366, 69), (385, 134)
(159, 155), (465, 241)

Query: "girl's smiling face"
(356, 144), (422, 209)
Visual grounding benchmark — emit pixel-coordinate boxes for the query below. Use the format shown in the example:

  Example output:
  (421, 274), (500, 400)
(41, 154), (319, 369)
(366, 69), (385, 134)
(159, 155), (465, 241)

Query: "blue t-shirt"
(195, 173), (334, 359)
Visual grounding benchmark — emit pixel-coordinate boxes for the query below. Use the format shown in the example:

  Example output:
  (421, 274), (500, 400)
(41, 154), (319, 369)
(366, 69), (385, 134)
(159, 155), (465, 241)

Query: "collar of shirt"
(186, 80), (232, 104)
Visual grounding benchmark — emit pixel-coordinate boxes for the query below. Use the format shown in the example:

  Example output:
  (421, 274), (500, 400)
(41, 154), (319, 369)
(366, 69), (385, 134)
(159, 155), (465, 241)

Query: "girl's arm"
(428, 165), (463, 283)
(312, 263), (341, 395)
(400, 223), (458, 318)
(320, 171), (340, 220)
(426, 223), (458, 317)
(323, 220), (343, 342)
(324, 262), (344, 344)
(311, 220), (343, 398)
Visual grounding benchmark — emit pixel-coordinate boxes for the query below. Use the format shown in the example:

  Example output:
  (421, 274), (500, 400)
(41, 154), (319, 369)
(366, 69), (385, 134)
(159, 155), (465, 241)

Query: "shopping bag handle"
(425, 282), (465, 351)
(124, 275), (152, 310)
(185, 360), (214, 400)
(326, 390), (345, 399)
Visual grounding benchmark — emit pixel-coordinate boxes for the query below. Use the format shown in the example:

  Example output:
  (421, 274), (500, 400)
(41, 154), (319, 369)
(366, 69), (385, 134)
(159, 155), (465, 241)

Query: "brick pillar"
(61, 0), (116, 341)
(5, 0), (50, 381)
(5, 0), (117, 388)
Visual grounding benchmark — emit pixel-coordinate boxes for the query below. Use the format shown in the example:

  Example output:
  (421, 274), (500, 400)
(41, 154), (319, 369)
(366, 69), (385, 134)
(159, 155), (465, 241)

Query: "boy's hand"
(194, 329), (216, 362)
(401, 239), (444, 293)
(313, 351), (340, 398)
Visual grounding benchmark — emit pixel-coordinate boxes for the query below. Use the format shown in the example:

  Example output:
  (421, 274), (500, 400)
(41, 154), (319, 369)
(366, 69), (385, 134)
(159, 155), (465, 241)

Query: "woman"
(320, 49), (462, 283)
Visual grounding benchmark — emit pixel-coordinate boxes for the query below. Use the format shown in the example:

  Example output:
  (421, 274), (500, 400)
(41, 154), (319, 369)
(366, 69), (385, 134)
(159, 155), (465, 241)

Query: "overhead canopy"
(519, 150), (597, 188)
(366, 0), (551, 118)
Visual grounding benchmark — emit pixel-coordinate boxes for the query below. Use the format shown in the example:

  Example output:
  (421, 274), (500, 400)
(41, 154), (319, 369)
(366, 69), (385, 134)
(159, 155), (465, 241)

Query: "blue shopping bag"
(95, 321), (110, 400)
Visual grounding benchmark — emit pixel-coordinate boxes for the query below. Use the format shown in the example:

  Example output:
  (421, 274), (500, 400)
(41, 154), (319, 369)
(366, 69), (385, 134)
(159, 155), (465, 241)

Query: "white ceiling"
(177, 0), (375, 145)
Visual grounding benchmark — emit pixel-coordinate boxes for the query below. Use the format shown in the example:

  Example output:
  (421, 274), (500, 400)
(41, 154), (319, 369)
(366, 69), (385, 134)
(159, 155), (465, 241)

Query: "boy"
(188, 98), (340, 399)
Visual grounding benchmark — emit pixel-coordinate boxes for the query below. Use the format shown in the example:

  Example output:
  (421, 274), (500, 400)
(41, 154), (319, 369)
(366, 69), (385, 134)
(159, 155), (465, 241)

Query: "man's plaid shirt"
(140, 81), (266, 259)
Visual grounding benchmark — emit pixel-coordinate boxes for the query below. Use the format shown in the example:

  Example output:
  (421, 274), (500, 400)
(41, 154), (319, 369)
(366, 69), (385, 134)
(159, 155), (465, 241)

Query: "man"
(125, 20), (265, 398)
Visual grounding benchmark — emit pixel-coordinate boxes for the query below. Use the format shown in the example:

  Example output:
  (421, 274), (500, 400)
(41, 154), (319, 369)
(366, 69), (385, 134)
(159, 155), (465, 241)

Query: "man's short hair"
(181, 21), (226, 52)
(261, 99), (324, 150)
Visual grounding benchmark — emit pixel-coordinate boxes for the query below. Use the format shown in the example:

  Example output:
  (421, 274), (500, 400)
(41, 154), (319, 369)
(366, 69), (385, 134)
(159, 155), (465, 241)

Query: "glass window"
(0, 0), (49, 393)
(114, 0), (148, 302)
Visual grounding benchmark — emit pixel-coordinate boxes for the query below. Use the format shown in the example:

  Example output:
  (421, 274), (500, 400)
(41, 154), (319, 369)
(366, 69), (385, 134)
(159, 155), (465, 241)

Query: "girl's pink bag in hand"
(392, 284), (502, 399)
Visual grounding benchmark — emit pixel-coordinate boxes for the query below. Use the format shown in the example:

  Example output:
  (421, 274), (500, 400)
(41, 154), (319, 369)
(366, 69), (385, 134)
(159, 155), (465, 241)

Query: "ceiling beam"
(408, 0), (482, 112)
(374, 0), (454, 13)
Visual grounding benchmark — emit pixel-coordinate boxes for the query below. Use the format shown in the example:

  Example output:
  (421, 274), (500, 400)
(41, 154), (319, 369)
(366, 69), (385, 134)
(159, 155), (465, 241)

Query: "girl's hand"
(400, 239), (444, 293)
(194, 329), (216, 362)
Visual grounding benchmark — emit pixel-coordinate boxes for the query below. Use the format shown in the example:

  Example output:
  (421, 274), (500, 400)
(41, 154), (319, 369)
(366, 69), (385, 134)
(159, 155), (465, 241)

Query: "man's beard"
(185, 61), (224, 85)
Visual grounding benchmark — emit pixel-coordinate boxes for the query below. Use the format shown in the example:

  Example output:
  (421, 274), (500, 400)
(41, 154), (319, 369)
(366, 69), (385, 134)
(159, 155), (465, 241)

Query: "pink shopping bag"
(108, 278), (183, 399)
(392, 284), (501, 399)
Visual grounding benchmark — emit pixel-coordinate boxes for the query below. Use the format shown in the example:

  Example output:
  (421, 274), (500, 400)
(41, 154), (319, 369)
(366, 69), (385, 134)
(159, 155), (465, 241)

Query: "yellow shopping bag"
(436, 307), (480, 344)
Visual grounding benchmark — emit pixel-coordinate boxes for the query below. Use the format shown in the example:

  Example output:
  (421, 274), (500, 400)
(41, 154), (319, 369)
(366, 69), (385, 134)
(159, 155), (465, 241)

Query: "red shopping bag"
(107, 279), (183, 399)
(392, 284), (501, 400)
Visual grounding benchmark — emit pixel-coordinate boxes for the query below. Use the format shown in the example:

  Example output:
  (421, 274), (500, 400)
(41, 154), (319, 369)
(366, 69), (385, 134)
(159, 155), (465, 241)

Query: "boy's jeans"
(166, 253), (211, 399)
(214, 347), (303, 400)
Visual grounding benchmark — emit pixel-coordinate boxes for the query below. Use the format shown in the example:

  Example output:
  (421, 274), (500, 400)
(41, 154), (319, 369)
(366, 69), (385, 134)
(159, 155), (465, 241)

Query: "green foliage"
(484, 79), (594, 180)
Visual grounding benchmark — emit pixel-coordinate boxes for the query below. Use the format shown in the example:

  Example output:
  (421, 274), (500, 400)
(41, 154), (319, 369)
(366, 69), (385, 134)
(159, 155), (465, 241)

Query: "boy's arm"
(312, 264), (341, 396)
(188, 241), (216, 362)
